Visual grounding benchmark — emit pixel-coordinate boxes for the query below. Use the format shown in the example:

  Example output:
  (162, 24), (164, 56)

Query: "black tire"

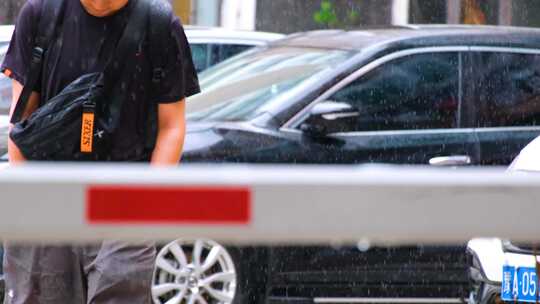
(228, 246), (268, 304)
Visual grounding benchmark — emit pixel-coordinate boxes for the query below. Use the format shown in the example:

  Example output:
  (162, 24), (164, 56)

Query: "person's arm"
(150, 99), (186, 166)
(2, 1), (42, 164)
(8, 79), (40, 164)
(149, 16), (198, 166)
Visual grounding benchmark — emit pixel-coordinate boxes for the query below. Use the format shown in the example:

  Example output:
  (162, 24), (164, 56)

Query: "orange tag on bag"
(81, 112), (95, 153)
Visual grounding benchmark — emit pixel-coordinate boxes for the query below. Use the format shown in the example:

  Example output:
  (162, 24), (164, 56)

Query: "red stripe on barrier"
(86, 186), (251, 224)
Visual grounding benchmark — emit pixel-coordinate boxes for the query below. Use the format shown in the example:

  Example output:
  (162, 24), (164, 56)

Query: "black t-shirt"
(0, 0), (200, 160)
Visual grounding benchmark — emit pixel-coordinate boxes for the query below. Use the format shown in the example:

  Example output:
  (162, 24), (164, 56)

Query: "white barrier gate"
(0, 163), (538, 244)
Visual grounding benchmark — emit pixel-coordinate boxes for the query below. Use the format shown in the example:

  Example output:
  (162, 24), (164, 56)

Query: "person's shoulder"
(147, 0), (174, 20)
(13, 0), (44, 39)
(147, 0), (179, 37)
(18, 0), (44, 21)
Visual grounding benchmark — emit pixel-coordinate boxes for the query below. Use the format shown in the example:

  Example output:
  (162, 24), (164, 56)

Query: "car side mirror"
(300, 101), (359, 137)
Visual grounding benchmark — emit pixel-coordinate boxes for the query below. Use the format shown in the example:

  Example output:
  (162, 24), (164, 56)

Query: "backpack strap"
(144, 0), (174, 150)
(10, 0), (65, 124)
(101, 0), (150, 128)
(148, 0), (173, 85)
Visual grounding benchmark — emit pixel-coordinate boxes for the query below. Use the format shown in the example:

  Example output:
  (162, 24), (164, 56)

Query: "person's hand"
(7, 134), (26, 164)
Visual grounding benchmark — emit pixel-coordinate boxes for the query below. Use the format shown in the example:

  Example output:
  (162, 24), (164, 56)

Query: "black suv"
(184, 25), (540, 167)
(154, 26), (540, 304)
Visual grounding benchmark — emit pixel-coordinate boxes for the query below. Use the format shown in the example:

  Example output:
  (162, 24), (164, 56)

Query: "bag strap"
(101, 0), (150, 126)
(10, 0), (65, 124)
(144, 0), (173, 149)
(149, 0), (172, 85)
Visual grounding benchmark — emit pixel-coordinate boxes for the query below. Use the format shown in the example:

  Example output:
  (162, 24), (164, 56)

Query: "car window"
(218, 44), (252, 62)
(190, 43), (210, 73)
(474, 52), (540, 128)
(188, 47), (354, 121)
(209, 44), (253, 68)
(326, 52), (460, 132)
(193, 43), (253, 73)
(209, 44), (220, 68)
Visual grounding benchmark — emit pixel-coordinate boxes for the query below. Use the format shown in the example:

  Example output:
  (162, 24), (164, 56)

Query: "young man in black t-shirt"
(0, 0), (200, 302)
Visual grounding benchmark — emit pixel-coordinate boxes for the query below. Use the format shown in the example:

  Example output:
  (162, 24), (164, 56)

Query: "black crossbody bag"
(9, 0), (167, 161)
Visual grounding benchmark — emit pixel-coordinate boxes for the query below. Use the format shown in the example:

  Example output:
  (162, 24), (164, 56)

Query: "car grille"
(267, 245), (470, 301)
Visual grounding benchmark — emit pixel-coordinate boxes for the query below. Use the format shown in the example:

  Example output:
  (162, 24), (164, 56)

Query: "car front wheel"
(151, 239), (267, 304)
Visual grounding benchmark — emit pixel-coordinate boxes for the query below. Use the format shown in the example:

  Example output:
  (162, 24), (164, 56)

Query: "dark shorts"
(2, 241), (156, 304)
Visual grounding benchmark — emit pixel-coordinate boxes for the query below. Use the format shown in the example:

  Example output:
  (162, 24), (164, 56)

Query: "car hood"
(183, 120), (266, 162)
(186, 120), (255, 134)
(186, 121), (219, 133)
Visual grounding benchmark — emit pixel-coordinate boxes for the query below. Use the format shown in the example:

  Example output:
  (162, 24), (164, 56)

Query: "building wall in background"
(513, 0), (540, 28)
(255, 0), (392, 34)
(0, 0), (25, 25)
(253, 0), (525, 34)
(193, 0), (221, 27)
(173, 0), (192, 24)
(2, 0), (540, 32)
(221, 0), (256, 30)
(410, 0), (447, 23)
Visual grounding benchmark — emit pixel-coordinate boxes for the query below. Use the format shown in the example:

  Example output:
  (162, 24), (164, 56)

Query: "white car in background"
(0, 25), (283, 113)
(1, 26), (13, 117)
(0, 25), (13, 154)
(0, 25), (13, 48)
(185, 26), (284, 72)
(468, 137), (540, 304)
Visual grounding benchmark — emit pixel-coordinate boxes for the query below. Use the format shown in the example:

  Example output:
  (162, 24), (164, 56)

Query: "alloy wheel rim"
(152, 239), (237, 304)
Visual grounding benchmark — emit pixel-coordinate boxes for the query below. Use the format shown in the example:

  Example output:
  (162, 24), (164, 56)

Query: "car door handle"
(429, 155), (472, 166)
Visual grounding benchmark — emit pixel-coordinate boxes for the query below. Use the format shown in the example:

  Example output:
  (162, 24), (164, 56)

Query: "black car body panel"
(185, 26), (540, 168)
(185, 124), (479, 164)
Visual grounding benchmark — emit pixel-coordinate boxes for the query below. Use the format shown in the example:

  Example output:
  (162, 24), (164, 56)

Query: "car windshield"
(187, 46), (354, 122)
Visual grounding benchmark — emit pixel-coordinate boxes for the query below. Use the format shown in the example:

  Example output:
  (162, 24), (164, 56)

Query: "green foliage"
(347, 9), (360, 24)
(314, 0), (338, 27)
(313, 0), (360, 28)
